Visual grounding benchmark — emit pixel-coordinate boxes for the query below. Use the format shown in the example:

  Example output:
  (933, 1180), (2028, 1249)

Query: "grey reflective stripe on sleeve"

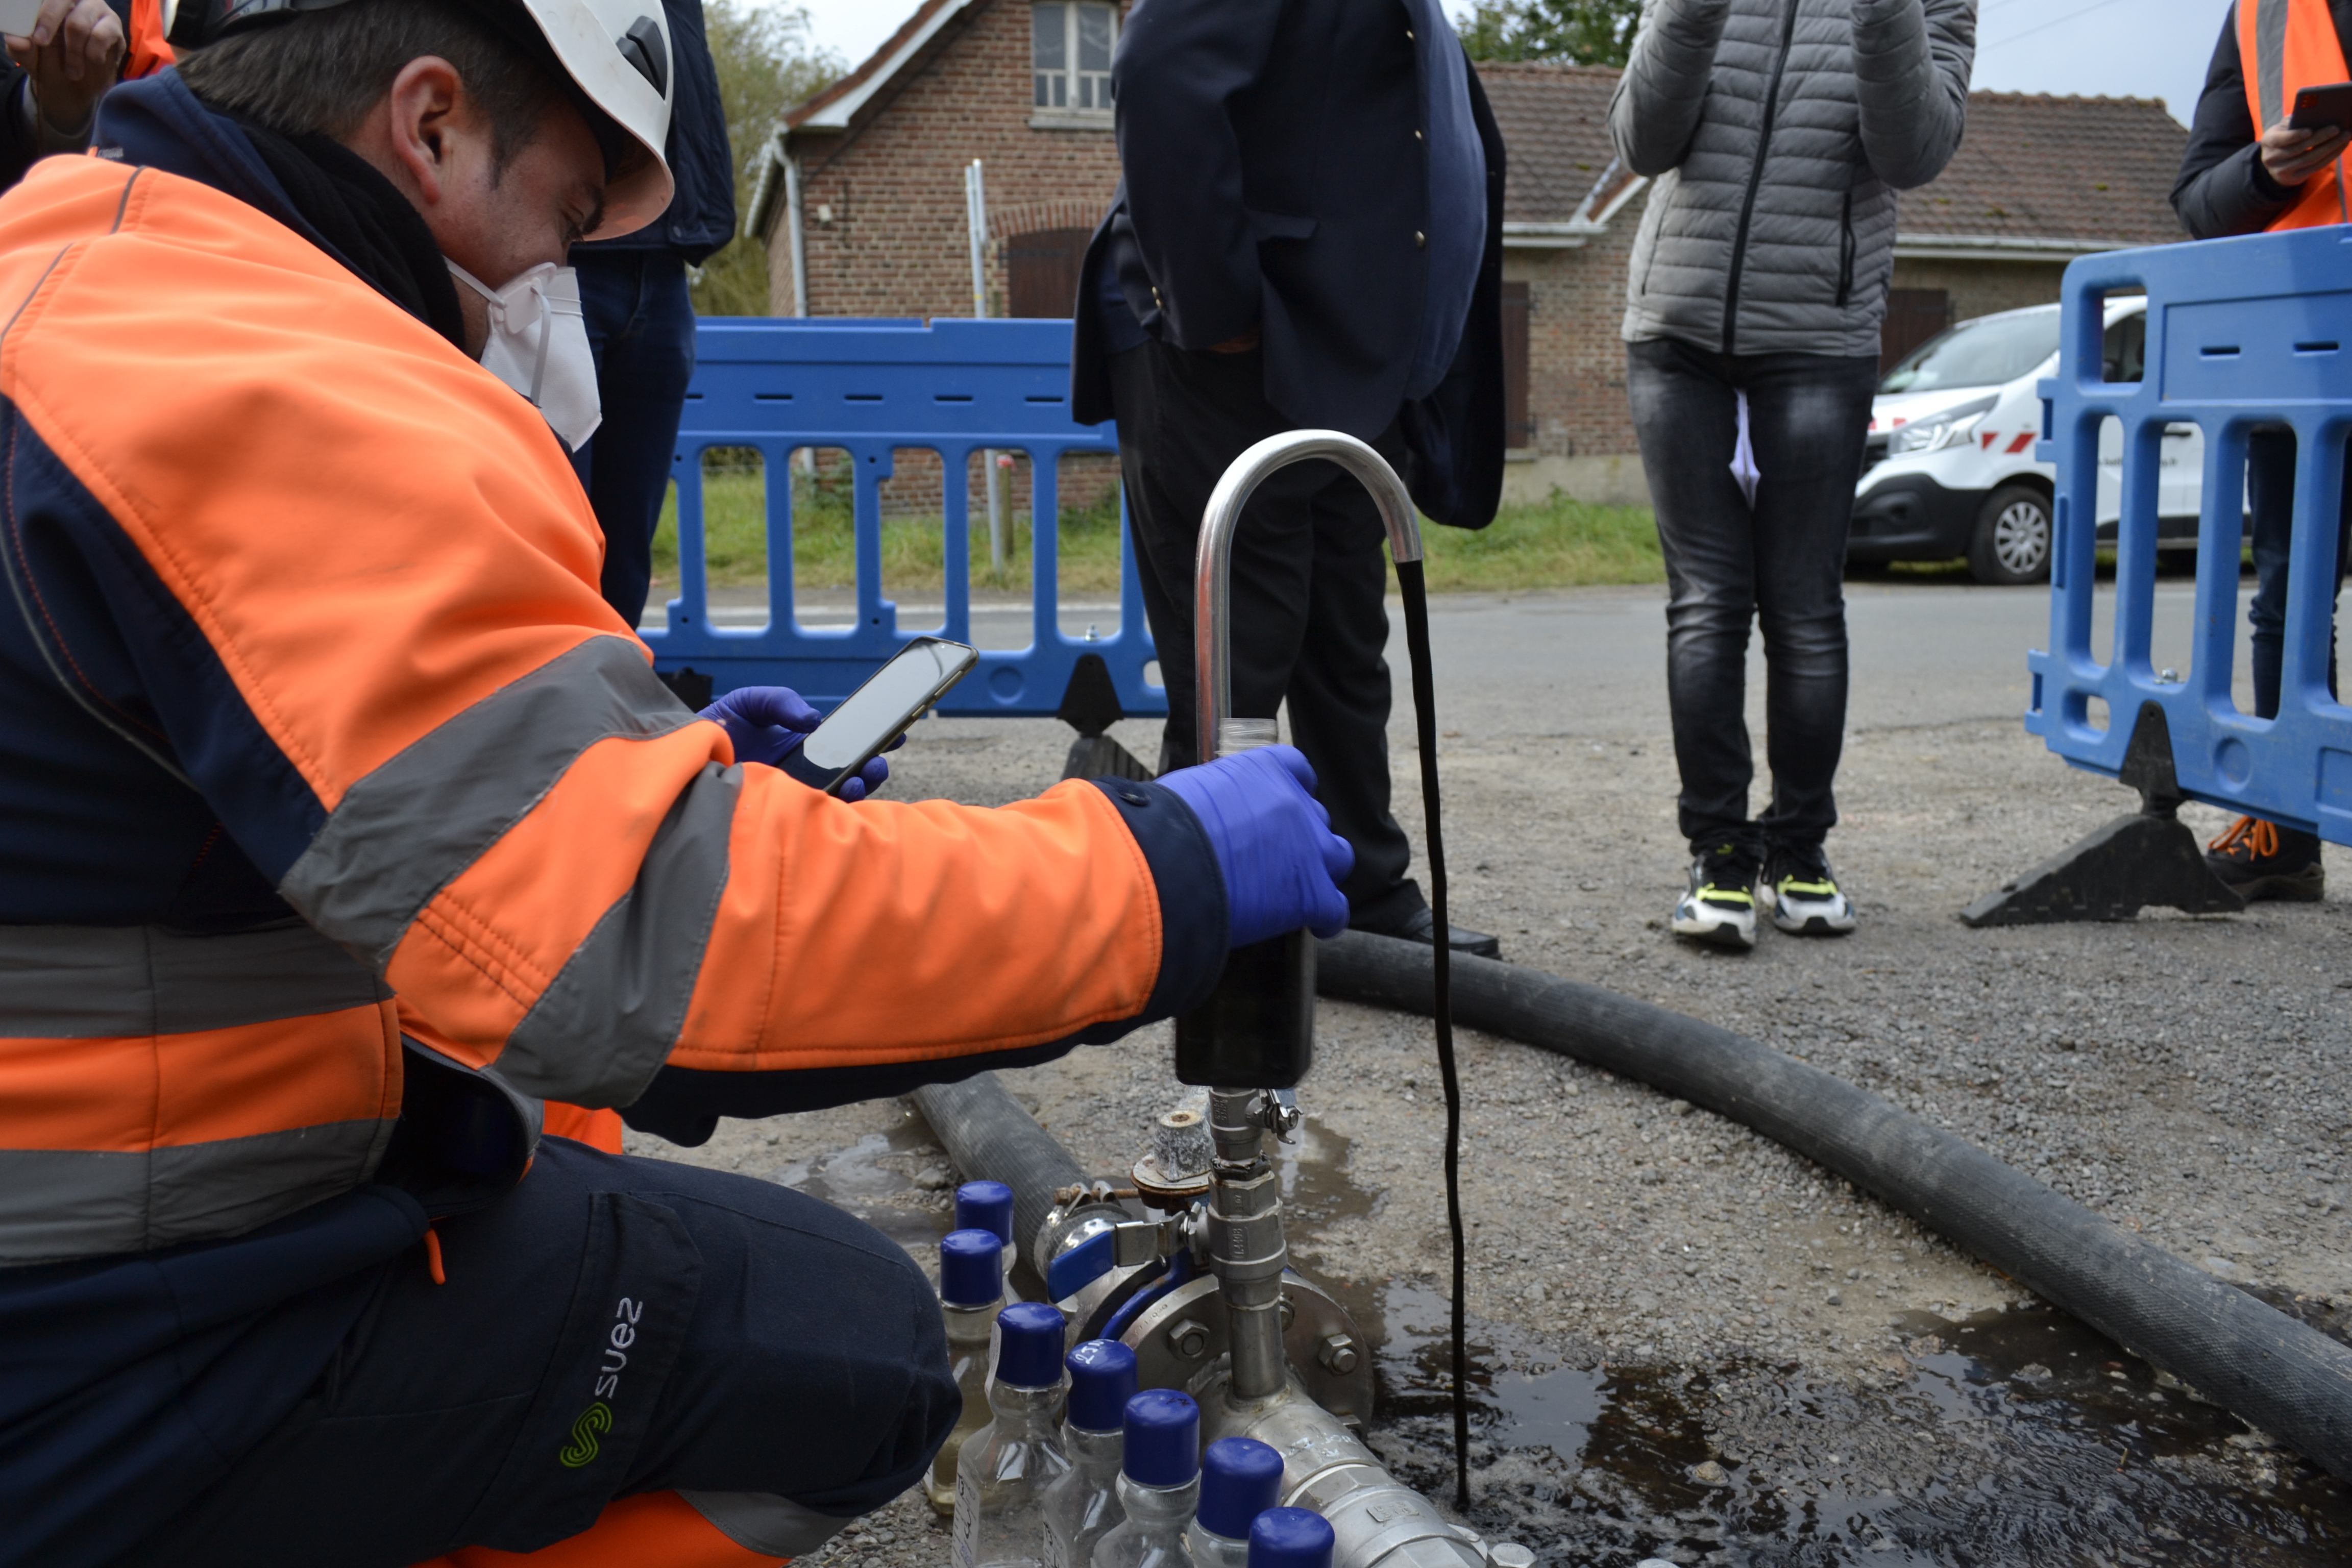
(0, 1120), (394, 1266)
(2256, 0), (2289, 133)
(0, 921), (386, 1037)
(679, 1491), (853, 1557)
(496, 763), (740, 1107)
(279, 637), (695, 969)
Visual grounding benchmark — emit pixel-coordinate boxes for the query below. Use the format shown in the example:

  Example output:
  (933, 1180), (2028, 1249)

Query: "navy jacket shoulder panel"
(0, 402), (326, 917)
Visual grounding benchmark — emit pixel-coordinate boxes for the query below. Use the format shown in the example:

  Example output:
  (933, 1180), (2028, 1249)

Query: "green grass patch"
(652, 462), (1662, 596)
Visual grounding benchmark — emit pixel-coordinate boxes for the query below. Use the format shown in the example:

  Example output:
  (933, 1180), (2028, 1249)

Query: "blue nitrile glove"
(1156, 745), (1354, 947)
(698, 686), (893, 801)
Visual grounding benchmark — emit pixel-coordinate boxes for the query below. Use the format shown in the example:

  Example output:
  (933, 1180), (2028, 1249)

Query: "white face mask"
(447, 260), (602, 451)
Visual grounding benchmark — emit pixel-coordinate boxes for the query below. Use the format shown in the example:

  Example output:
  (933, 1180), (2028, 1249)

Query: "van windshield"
(1880, 310), (2061, 395)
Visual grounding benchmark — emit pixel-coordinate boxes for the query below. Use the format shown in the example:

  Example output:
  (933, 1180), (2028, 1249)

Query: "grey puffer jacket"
(1611, 0), (1976, 357)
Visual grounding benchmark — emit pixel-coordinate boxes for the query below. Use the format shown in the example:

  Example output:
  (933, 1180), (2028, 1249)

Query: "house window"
(1034, 3), (1116, 112)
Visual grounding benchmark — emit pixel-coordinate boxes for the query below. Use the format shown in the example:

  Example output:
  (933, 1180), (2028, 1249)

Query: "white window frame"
(1030, 1), (1117, 128)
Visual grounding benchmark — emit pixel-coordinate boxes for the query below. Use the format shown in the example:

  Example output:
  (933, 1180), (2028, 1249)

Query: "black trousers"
(572, 249), (698, 629)
(1109, 340), (1424, 928)
(138, 1140), (953, 1567)
(1624, 337), (1881, 856)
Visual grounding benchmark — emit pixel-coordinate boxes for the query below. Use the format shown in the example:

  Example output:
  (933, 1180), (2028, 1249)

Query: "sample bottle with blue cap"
(1186, 1437), (1285, 1568)
(1247, 1508), (1333, 1568)
(1042, 1340), (1138, 1568)
(957, 1180), (1019, 1279)
(930, 1227), (1010, 1515)
(1090, 1389), (1200, 1568)
(952, 1301), (1073, 1568)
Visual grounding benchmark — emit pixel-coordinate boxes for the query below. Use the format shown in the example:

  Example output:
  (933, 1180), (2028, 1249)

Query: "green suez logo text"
(558, 1296), (644, 1468)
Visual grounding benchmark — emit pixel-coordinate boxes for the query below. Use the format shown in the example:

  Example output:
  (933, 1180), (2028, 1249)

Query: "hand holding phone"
(778, 637), (979, 796)
(2271, 83), (2352, 187)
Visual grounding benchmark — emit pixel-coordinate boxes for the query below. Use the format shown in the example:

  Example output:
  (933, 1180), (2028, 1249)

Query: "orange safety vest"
(0, 155), (1173, 1265)
(124, 0), (175, 79)
(2240, 0), (2352, 229)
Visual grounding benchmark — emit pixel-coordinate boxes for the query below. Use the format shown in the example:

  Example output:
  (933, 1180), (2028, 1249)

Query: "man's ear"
(380, 55), (468, 211)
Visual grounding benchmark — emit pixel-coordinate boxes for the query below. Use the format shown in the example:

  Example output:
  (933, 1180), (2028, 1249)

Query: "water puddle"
(769, 1115), (956, 1262)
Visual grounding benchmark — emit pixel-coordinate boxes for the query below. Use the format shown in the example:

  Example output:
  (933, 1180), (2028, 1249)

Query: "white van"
(1849, 297), (2222, 585)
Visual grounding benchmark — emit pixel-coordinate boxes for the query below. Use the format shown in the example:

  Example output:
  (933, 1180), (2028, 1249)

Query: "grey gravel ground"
(625, 579), (2352, 1565)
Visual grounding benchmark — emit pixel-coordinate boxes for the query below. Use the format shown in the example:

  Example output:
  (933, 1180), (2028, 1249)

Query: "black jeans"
(1624, 337), (1879, 856)
(1108, 339), (1424, 929)
(572, 249), (699, 628)
(2243, 426), (2351, 720)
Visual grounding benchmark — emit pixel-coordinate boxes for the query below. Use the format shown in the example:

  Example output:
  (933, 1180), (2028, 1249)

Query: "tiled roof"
(1897, 92), (2189, 248)
(1475, 62), (1627, 226)
(1471, 65), (2190, 247)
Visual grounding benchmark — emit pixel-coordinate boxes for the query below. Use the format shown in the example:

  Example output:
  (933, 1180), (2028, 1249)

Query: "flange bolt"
(1316, 1333), (1359, 1375)
(1168, 1318), (1212, 1359)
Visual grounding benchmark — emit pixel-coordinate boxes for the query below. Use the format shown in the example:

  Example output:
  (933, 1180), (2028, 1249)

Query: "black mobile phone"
(779, 636), (978, 795)
(2290, 81), (2352, 135)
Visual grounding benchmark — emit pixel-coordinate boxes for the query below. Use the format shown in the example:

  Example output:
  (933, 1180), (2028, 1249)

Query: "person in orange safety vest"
(0, 1), (1357, 1563)
(2173, 0), (2352, 901)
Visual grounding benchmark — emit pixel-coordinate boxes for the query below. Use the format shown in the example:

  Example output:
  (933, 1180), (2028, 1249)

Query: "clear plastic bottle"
(958, 1180), (1020, 1283)
(1247, 1508), (1333, 1568)
(1185, 1437), (1284, 1568)
(930, 1228), (1008, 1515)
(1090, 1389), (1200, 1568)
(1043, 1340), (1138, 1568)
(953, 1302), (1073, 1568)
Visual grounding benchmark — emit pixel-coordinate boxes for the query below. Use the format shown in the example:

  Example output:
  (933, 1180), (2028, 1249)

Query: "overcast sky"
(786, 0), (2227, 128)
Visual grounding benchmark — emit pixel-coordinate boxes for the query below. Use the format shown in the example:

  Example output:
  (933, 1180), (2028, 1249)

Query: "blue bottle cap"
(1248, 1508), (1334, 1568)
(1120, 1389), (1200, 1486)
(939, 1228), (1003, 1307)
(994, 1301), (1067, 1389)
(1198, 1437), (1285, 1538)
(1066, 1339), (1139, 1432)
(955, 1181), (1016, 1247)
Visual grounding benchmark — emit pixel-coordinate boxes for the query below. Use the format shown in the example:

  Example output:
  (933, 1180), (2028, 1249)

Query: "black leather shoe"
(1354, 906), (1501, 959)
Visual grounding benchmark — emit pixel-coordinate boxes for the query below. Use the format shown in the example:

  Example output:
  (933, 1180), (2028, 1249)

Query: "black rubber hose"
(910, 1074), (1087, 1271)
(1317, 929), (2352, 1483)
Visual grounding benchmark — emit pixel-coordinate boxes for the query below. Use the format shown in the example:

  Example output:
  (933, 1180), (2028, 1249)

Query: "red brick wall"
(769, 0), (1130, 320)
(1503, 214), (1646, 460)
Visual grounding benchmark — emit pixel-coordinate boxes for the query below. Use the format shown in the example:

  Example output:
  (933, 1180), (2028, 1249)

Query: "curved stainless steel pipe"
(1192, 431), (1424, 763)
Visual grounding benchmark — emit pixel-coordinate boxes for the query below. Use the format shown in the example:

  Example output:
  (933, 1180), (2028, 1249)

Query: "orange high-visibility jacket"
(0, 152), (1223, 1269)
(2239, 0), (2352, 229)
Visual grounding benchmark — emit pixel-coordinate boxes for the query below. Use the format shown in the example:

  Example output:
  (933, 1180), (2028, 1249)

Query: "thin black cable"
(1395, 557), (1468, 1511)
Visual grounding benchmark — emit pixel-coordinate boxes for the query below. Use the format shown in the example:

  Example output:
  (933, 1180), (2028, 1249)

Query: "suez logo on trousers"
(558, 1297), (646, 1469)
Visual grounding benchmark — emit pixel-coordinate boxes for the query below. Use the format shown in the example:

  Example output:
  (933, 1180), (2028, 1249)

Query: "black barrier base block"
(1062, 732), (1154, 782)
(1958, 809), (2245, 925)
(1961, 700), (2245, 925)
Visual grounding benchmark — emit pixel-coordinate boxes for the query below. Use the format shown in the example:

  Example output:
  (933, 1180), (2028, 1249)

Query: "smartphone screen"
(799, 638), (975, 776)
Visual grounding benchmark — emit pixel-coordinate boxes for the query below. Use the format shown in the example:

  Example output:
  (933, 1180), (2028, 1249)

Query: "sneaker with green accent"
(1671, 842), (1760, 950)
(1762, 846), (1857, 936)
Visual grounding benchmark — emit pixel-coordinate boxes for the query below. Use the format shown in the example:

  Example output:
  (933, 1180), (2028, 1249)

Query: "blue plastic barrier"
(2028, 228), (2352, 844)
(644, 316), (1164, 719)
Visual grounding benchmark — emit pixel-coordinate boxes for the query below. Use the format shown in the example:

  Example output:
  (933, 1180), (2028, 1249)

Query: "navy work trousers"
(2242, 426), (2351, 721)
(1107, 338), (1426, 929)
(134, 1140), (954, 1567)
(1624, 337), (1880, 856)
(573, 249), (698, 629)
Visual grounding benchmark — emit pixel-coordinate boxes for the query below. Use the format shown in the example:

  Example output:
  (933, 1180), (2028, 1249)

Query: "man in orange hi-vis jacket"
(0, 2), (1358, 1564)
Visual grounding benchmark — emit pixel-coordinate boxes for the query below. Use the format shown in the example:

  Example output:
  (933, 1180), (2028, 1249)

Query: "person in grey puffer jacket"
(1610, 0), (1975, 952)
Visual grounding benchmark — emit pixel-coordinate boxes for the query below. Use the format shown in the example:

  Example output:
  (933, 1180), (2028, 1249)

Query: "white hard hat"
(165, 0), (675, 238)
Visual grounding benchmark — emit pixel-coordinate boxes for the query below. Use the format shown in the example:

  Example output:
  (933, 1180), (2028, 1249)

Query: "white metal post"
(966, 160), (1007, 577)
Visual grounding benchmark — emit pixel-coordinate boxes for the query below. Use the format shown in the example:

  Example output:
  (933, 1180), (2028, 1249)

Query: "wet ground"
(623, 580), (2352, 1564)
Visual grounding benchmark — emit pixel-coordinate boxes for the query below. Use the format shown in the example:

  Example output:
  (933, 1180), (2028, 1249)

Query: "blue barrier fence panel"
(2027, 227), (2352, 842)
(645, 316), (1165, 721)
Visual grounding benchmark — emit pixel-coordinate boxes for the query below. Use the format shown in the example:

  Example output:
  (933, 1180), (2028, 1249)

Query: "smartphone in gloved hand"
(781, 635), (978, 795)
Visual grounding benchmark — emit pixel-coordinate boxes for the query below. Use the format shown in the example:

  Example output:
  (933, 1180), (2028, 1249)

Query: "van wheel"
(1968, 485), (2052, 585)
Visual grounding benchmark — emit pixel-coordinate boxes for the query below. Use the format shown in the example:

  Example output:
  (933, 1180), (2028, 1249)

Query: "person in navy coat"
(1071, 0), (1507, 954)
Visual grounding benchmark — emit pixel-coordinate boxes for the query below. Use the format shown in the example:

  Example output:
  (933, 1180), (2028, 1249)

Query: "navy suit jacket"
(1070, 0), (1508, 529)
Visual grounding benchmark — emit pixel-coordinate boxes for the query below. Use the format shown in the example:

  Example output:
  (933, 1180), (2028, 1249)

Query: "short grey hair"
(176, 0), (565, 168)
